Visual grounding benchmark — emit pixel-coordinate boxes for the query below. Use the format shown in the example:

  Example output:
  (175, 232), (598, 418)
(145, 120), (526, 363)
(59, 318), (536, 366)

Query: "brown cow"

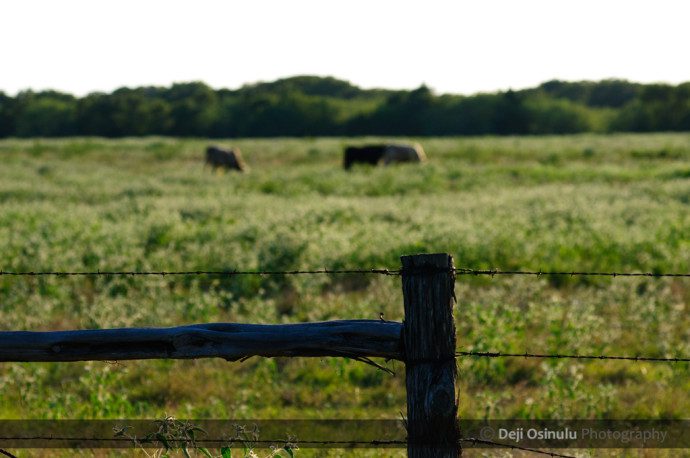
(205, 146), (247, 172)
(382, 143), (427, 165)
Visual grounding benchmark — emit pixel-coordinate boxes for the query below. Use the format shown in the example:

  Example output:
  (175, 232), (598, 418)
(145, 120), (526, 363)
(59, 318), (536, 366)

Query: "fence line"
(0, 268), (400, 277)
(3, 266), (690, 278)
(4, 263), (689, 366)
(455, 268), (690, 278)
(457, 351), (690, 363)
(2, 253), (688, 456)
(0, 436), (575, 458)
(0, 437), (576, 457)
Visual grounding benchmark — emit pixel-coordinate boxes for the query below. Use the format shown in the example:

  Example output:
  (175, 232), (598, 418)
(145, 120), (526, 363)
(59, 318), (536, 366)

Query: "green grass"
(1, 134), (690, 456)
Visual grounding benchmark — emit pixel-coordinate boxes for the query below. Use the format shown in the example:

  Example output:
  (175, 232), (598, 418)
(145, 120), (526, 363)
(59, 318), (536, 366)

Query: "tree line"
(1, 76), (689, 138)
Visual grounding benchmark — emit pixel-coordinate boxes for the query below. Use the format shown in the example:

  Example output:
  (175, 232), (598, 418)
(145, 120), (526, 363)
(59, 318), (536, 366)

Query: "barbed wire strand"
(455, 268), (690, 278)
(0, 436), (577, 457)
(0, 436), (399, 445)
(0, 449), (17, 458)
(460, 438), (576, 458)
(1, 266), (690, 278)
(0, 268), (401, 277)
(457, 351), (690, 363)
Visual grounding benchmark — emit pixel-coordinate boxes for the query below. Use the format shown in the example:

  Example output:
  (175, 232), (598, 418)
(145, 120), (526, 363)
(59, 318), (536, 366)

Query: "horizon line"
(3, 74), (688, 99)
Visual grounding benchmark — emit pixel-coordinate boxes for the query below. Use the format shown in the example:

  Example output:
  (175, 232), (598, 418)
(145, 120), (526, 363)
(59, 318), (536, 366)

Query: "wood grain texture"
(0, 320), (402, 362)
(402, 253), (460, 457)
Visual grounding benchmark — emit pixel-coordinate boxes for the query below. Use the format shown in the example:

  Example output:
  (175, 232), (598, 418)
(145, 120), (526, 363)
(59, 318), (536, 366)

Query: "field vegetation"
(1, 134), (689, 455)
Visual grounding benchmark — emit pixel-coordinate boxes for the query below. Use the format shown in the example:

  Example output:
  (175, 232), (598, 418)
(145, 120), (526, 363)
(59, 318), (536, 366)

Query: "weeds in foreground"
(114, 417), (297, 458)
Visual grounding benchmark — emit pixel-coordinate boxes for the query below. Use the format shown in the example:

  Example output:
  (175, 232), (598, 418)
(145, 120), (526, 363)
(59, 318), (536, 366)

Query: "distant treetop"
(1, 76), (688, 137)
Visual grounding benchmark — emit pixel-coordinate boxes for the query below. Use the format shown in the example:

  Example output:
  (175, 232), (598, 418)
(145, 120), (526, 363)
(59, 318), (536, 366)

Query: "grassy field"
(1, 134), (690, 456)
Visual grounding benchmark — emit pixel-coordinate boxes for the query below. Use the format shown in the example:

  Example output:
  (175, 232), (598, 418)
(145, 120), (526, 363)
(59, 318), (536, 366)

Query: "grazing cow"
(343, 145), (387, 170)
(205, 146), (247, 172)
(382, 143), (427, 165)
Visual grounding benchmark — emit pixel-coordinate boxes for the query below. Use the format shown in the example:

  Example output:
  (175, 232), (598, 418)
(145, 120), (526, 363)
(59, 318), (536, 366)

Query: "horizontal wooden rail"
(0, 320), (402, 362)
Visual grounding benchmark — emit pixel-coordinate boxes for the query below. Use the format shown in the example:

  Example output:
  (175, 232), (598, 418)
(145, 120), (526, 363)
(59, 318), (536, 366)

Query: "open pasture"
(0, 133), (689, 433)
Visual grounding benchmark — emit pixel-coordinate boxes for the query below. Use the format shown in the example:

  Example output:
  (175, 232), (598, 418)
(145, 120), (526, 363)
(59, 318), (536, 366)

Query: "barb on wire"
(461, 438), (576, 457)
(455, 267), (690, 278)
(0, 268), (401, 277)
(457, 351), (690, 363)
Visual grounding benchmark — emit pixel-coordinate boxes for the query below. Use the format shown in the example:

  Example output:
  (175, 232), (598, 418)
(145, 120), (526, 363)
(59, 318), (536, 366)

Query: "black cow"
(205, 146), (247, 172)
(343, 145), (386, 170)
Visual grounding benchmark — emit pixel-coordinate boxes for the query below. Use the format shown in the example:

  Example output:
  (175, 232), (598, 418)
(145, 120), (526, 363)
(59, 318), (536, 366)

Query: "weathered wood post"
(402, 253), (459, 457)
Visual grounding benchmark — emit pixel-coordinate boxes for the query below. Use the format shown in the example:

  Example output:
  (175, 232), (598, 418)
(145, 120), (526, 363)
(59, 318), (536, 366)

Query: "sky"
(2, 0), (690, 97)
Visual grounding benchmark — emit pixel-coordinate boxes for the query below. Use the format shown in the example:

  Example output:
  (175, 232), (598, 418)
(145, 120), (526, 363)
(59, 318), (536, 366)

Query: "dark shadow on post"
(402, 253), (460, 457)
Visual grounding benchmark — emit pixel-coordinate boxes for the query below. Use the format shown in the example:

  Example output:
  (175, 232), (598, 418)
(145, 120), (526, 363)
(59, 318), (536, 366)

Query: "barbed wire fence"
(456, 351), (690, 363)
(0, 438), (578, 458)
(2, 261), (689, 456)
(3, 271), (690, 361)
(0, 437), (578, 458)
(2, 267), (690, 277)
(3, 264), (689, 364)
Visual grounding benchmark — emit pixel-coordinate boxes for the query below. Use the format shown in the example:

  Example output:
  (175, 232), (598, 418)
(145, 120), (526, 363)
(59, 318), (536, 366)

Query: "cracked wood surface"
(0, 320), (402, 362)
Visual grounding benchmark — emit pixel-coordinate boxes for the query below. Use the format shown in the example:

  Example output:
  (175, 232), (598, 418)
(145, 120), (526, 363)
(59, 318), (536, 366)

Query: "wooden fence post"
(402, 253), (459, 457)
